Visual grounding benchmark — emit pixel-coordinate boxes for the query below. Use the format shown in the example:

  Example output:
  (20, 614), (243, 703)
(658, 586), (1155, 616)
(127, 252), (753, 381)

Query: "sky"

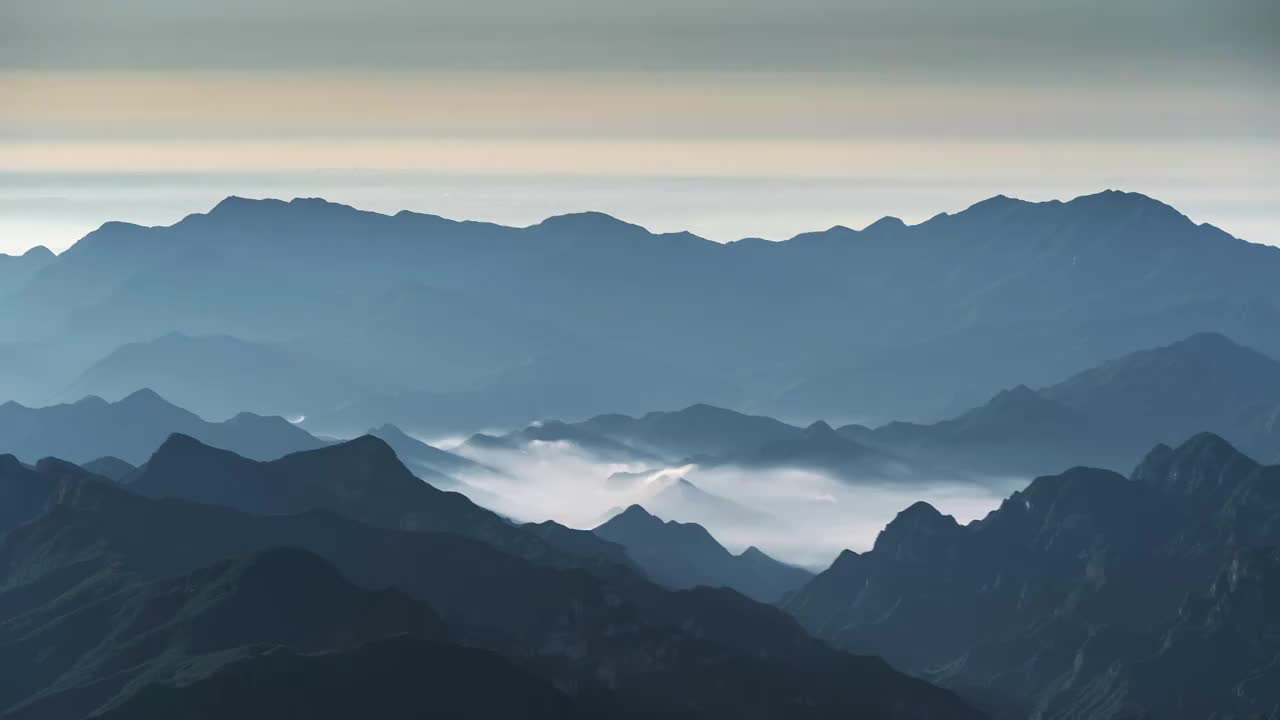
(1, 0), (1277, 254)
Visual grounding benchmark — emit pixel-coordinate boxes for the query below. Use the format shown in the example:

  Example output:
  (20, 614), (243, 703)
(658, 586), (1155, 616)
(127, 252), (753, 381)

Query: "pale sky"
(2, 0), (1277, 253)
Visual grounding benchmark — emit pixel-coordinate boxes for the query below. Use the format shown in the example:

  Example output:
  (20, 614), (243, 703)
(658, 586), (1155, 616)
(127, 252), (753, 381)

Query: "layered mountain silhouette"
(594, 505), (812, 603)
(0, 452), (980, 719)
(577, 404), (803, 460)
(126, 433), (623, 567)
(6, 190), (1280, 431)
(0, 246), (54, 298)
(710, 420), (922, 481)
(845, 332), (1280, 476)
(366, 422), (487, 482)
(783, 432), (1280, 718)
(67, 332), (370, 420)
(79, 455), (136, 481)
(0, 389), (321, 464)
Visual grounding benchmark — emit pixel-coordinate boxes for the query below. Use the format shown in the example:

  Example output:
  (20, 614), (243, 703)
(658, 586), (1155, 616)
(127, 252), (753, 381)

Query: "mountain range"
(0, 443), (979, 719)
(0, 388), (321, 465)
(5, 187), (1280, 717)
(782, 432), (1280, 718)
(594, 505), (812, 603)
(5, 191), (1280, 433)
(845, 331), (1280, 476)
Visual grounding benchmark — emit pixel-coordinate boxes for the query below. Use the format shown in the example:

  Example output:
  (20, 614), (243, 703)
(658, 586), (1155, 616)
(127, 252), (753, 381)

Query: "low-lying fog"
(438, 438), (1027, 571)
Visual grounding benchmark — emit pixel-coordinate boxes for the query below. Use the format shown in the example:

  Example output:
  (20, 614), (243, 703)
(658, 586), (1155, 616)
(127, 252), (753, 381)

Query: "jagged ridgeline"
(3, 191), (1279, 435)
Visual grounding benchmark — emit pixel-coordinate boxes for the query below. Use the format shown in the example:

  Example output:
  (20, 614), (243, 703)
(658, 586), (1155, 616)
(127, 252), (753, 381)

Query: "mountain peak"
(314, 434), (403, 465)
(116, 387), (172, 408)
(533, 211), (642, 234)
(612, 504), (660, 525)
(804, 420), (837, 437)
(21, 245), (55, 260)
(1172, 331), (1243, 353)
(872, 501), (961, 558)
(207, 195), (286, 216)
(1131, 433), (1258, 498)
(962, 193), (1029, 215)
(863, 216), (907, 233)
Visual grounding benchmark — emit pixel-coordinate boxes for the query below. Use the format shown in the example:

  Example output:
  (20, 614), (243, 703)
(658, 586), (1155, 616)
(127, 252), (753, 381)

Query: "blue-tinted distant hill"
(843, 332), (1280, 476)
(0, 388), (322, 464)
(0, 245), (54, 297)
(7, 190), (1280, 430)
(595, 505), (812, 603)
(66, 332), (371, 421)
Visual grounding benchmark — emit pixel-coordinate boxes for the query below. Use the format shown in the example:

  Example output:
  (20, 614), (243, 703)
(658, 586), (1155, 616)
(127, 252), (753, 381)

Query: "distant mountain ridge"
(844, 331), (1280, 476)
(594, 505), (812, 603)
(127, 432), (624, 568)
(6, 189), (1280, 431)
(0, 388), (322, 464)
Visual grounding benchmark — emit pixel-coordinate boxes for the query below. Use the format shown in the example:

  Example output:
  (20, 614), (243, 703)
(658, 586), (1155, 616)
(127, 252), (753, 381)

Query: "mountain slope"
(368, 424), (483, 476)
(0, 246), (55, 298)
(94, 636), (589, 720)
(0, 389), (322, 464)
(846, 332), (1280, 477)
(0, 547), (446, 719)
(126, 433), (624, 568)
(0, 465), (982, 719)
(712, 420), (922, 482)
(67, 332), (369, 421)
(595, 505), (812, 603)
(783, 433), (1280, 718)
(1042, 331), (1280, 454)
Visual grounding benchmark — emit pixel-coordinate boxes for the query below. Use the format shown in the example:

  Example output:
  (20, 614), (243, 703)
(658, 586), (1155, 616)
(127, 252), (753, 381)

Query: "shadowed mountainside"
(0, 454), (981, 719)
(0, 388), (322, 464)
(783, 432), (1280, 718)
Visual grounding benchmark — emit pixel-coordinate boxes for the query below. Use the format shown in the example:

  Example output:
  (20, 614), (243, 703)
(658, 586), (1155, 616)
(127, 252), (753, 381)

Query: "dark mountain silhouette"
(68, 332), (369, 420)
(783, 432), (1280, 718)
(595, 505), (812, 603)
(0, 389), (322, 464)
(1065, 545), (1280, 719)
(522, 519), (634, 569)
(126, 433), (623, 568)
(0, 547), (446, 719)
(8, 190), (1280, 432)
(95, 636), (591, 720)
(0, 461), (981, 719)
(78, 455), (135, 481)
(577, 404), (803, 460)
